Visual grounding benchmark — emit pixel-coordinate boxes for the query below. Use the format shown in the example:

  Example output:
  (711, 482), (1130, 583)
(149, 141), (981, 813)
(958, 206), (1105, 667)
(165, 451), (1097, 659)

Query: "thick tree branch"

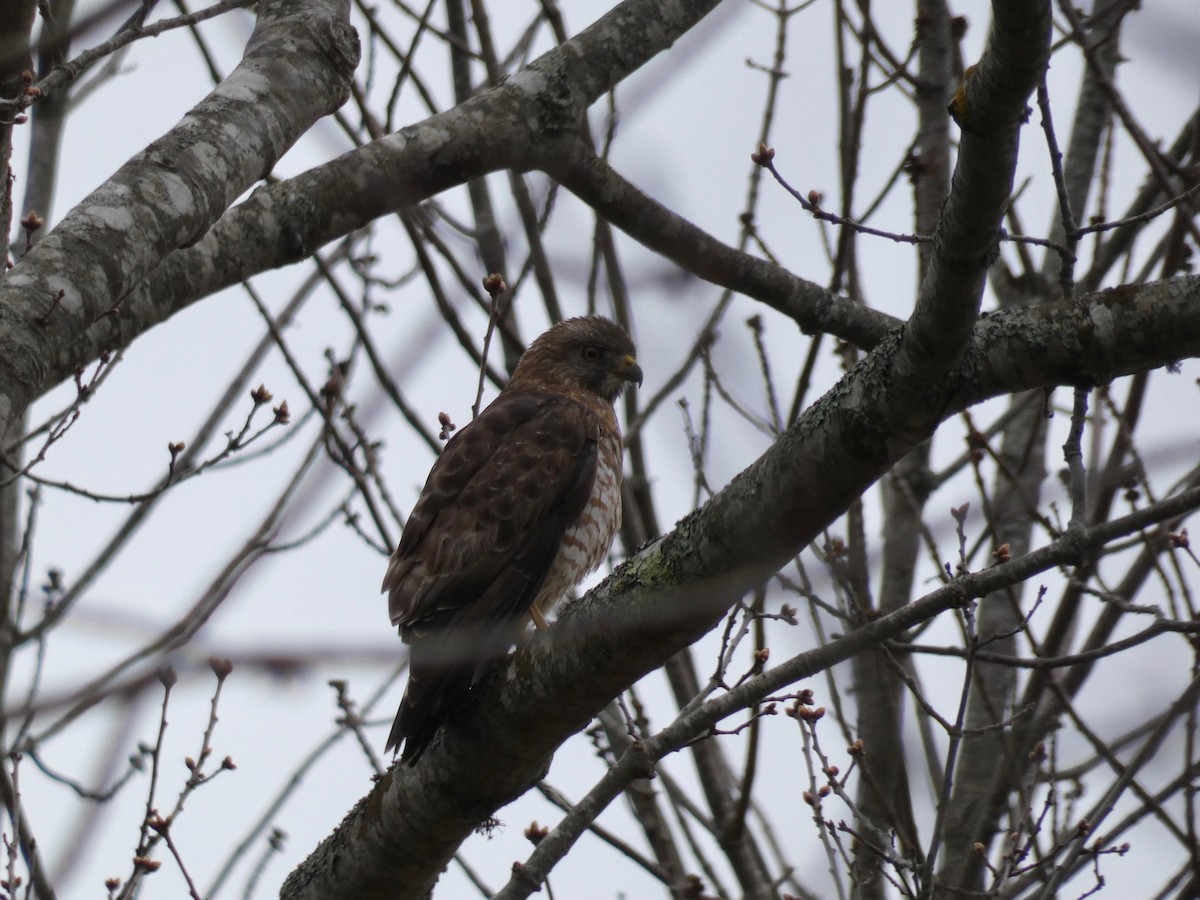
(893, 0), (1051, 411)
(491, 480), (1200, 900)
(0, 0), (359, 434)
(39, 0), (732, 391)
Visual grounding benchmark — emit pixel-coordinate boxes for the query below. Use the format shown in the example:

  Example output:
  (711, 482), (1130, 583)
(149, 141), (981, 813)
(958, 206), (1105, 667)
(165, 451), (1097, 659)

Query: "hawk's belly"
(532, 432), (623, 617)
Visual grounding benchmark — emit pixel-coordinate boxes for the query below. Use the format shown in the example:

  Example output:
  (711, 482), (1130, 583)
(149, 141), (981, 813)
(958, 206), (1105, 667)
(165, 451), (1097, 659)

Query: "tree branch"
(35, 0), (733, 392)
(0, 0), (359, 434)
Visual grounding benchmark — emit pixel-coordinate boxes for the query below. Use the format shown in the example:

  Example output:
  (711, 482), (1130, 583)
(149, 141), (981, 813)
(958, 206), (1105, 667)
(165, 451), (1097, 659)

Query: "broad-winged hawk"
(383, 316), (642, 762)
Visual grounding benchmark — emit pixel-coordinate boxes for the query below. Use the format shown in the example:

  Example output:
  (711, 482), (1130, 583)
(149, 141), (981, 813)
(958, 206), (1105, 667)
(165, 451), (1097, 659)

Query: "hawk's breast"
(532, 427), (623, 617)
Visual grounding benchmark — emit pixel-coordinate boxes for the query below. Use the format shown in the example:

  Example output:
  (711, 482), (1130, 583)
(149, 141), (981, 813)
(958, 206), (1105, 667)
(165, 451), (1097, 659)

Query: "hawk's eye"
(581, 345), (602, 362)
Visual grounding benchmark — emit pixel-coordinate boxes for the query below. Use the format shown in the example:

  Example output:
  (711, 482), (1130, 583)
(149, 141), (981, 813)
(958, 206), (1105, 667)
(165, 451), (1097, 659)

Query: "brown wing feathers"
(384, 394), (597, 761)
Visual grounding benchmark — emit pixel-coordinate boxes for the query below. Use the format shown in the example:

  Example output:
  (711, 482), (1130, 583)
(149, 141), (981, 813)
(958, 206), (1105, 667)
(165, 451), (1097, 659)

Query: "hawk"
(383, 316), (642, 763)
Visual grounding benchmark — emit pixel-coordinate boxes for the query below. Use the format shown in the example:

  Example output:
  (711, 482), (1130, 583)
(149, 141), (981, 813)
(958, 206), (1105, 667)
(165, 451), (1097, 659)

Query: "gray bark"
(0, 0), (359, 433)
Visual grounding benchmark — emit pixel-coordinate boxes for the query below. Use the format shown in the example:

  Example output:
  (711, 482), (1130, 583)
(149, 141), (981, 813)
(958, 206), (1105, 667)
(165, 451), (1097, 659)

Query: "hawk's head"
(509, 316), (642, 402)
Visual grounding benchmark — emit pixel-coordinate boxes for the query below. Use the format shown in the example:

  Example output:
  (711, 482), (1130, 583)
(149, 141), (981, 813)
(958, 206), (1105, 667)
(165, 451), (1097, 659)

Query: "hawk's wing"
(383, 390), (600, 760)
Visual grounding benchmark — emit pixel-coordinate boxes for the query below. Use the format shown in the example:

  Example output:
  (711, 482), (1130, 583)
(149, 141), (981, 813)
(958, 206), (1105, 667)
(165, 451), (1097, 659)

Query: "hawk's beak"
(620, 355), (643, 388)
